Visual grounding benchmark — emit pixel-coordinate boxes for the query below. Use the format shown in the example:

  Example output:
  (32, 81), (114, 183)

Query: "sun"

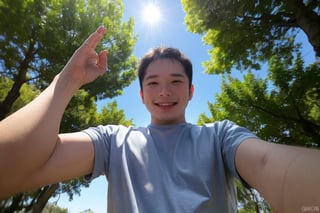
(142, 3), (162, 26)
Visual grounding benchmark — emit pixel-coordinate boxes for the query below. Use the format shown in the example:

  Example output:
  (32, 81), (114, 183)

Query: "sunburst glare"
(142, 3), (162, 26)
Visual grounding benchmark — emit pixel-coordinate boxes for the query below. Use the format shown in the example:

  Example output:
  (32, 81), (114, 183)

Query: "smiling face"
(140, 58), (194, 125)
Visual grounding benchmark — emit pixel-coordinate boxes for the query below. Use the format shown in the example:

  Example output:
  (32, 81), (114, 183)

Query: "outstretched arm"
(236, 138), (320, 212)
(0, 26), (107, 198)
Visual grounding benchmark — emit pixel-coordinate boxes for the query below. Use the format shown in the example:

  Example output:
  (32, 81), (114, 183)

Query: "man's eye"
(147, 82), (158, 85)
(172, 80), (182, 84)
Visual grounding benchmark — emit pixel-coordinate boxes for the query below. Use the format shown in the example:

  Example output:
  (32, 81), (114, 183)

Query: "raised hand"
(0, 27), (109, 198)
(60, 26), (108, 88)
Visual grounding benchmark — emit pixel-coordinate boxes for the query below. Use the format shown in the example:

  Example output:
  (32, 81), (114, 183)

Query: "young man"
(0, 27), (319, 212)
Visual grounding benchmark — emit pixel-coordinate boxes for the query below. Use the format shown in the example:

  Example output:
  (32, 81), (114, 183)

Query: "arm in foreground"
(0, 26), (107, 198)
(236, 138), (320, 212)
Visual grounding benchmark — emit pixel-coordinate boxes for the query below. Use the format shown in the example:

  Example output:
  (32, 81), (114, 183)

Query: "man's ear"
(140, 90), (144, 103)
(189, 84), (194, 100)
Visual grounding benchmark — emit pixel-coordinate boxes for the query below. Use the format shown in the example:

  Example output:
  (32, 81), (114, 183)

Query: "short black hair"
(137, 47), (193, 89)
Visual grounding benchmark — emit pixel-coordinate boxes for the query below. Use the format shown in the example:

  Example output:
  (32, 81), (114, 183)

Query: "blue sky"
(52, 0), (315, 212)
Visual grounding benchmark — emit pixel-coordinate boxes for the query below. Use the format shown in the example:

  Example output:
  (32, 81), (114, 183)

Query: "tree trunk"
(293, 0), (320, 57)
(0, 78), (25, 120)
(30, 184), (60, 213)
(250, 189), (261, 213)
(0, 32), (36, 120)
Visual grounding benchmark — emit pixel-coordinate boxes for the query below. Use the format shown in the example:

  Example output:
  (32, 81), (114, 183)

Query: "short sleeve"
(215, 120), (258, 185)
(82, 125), (120, 182)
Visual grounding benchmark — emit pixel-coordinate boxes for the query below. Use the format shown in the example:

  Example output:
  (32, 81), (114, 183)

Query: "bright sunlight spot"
(142, 3), (162, 26)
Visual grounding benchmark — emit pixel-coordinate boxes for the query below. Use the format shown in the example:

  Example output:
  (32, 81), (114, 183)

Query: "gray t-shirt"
(83, 120), (257, 213)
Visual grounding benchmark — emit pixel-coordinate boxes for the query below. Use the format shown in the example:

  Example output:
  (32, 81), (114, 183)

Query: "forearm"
(280, 147), (320, 212)
(237, 139), (320, 212)
(0, 72), (80, 184)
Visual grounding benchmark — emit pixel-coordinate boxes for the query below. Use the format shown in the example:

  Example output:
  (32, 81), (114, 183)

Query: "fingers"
(97, 50), (108, 71)
(83, 26), (106, 49)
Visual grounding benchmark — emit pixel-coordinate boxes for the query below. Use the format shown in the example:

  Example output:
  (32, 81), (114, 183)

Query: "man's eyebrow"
(170, 73), (186, 78)
(145, 74), (158, 80)
(145, 73), (186, 80)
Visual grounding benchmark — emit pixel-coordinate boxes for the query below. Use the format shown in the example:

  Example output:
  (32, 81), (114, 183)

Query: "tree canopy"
(182, 0), (320, 74)
(198, 53), (320, 146)
(0, 0), (137, 119)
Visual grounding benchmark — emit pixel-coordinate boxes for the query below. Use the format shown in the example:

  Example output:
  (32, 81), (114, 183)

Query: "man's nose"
(159, 84), (172, 96)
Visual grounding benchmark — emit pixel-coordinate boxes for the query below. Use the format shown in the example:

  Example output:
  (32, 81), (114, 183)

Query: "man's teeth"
(158, 103), (174, 106)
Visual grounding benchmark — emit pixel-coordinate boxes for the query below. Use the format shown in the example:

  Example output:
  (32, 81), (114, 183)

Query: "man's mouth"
(155, 102), (177, 108)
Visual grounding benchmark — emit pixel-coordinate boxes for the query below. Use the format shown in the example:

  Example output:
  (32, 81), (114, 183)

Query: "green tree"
(0, 77), (40, 113)
(198, 53), (320, 146)
(198, 54), (320, 212)
(97, 101), (134, 126)
(181, 0), (320, 74)
(236, 181), (271, 213)
(43, 203), (69, 213)
(0, 0), (137, 119)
